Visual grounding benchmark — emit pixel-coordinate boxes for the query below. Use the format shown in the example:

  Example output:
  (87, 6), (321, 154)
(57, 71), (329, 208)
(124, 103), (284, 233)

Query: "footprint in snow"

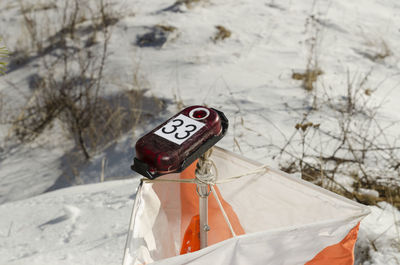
(38, 205), (80, 231)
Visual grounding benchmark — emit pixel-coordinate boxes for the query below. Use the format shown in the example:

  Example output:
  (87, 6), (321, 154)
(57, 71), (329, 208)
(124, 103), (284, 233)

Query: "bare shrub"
(12, 45), (109, 159)
(7, 0), (139, 160)
(292, 14), (323, 91)
(11, 0), (121, 67)
(17, 0), (55, 54)
(279, 71), (400, 208)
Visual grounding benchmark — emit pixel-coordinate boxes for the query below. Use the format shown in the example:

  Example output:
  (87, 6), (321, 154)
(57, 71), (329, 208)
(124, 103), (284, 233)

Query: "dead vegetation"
(0, 37), (8, 74)
(280, 70), (400, 209)
(8, 0), (121, 72)
(212, 25), (231, 43)
(292, 68), (323, 91)
(156, 24), (177, 33)
(2, 0), (145, 160)
(292, 14), (323, 91)
(359, 37), (392, 62)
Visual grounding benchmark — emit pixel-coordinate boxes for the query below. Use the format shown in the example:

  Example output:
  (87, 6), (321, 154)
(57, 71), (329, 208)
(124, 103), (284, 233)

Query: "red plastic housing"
(135, 106), (223, 175)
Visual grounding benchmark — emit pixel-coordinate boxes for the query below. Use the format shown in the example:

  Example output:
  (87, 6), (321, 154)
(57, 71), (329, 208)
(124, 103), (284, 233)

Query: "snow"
(0, 135), (67, 204)
(0, 0), (400, 264)
(357, 203), (400, 265)
(0, 179), (140, 265)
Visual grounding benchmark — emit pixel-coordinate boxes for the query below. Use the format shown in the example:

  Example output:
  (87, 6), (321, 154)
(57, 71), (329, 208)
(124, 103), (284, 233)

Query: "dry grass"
(3, 0), (163, 165)
(281, 70), (400, 209)
(212, 25), (231, 42)
(156, 24), (177, 32)
(361, 35), (392, 62)
(5, 0), (132, 160)
(292, 69), (323, 91)
(292, 14), (323, 91)
(287, 163), (399, 207)
(0, 37), (8, 74)
(370, 42), (391, 61)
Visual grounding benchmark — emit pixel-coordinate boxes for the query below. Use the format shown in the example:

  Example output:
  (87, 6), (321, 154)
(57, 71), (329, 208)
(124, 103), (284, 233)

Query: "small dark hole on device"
(193, 110), (207, 119)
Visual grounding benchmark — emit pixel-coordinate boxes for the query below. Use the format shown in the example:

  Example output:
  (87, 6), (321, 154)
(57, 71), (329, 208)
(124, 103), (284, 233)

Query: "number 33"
(161, 119), (197, 140)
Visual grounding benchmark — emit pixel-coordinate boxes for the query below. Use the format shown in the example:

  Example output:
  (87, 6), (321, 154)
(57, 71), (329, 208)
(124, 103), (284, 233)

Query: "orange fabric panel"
(305, 223), (360, 265)
(180, 215), (201, 254)
(180, 161), (245, 248)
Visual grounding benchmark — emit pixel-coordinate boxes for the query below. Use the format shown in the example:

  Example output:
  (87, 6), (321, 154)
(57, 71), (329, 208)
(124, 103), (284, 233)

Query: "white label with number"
(154, 114), (205, 145)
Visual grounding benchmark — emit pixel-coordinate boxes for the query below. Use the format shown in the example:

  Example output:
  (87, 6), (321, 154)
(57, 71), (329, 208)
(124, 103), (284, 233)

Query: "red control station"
(132, 106), (228, 179)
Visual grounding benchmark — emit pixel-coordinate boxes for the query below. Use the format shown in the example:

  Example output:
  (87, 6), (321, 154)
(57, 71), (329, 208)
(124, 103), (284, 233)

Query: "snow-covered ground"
(0, 179), (139, 265)
(1, 0), (400, 264)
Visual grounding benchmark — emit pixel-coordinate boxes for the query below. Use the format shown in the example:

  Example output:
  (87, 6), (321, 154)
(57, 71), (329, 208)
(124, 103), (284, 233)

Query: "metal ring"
(189, 107), (210, 120)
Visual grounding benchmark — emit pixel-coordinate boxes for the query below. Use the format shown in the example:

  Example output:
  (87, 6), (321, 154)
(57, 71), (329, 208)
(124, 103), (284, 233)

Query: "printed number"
(160, 118), (198, 140)
(161, 119), (183, 134)
(175, 124), (197, 140)
(155, 114), (204, 144)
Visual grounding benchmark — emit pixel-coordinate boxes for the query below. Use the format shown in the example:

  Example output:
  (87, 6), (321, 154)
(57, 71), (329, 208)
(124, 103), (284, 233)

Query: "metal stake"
(198, 183), (209, 249)
(195, 149), (213, 249)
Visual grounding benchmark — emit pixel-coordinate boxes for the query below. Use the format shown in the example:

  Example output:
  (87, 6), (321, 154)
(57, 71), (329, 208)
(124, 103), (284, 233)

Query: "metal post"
(198, 183), (209, 249)
(195, 149), (213, 249)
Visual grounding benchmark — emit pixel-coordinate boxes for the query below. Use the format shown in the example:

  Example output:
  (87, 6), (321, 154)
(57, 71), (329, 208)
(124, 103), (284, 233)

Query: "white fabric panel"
(152, 174), (182, 254)
(123, 146), (370, 265)
(211, 147), (369, 232)
(124, 174), (183, 265)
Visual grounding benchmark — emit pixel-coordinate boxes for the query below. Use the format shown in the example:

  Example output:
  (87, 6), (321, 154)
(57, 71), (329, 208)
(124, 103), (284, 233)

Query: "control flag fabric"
(123, 147), (370, 265)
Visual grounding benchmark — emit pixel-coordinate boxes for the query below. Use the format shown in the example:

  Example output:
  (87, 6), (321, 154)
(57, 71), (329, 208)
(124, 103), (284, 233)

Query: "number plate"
(154, 114), (205, 145)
